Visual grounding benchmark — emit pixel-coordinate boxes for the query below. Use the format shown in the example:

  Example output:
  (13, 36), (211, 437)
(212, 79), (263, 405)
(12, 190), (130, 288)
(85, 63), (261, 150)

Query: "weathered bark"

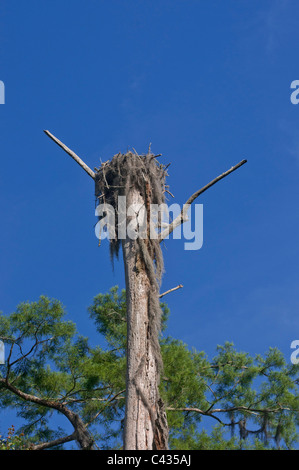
(122, 189), (168, 450)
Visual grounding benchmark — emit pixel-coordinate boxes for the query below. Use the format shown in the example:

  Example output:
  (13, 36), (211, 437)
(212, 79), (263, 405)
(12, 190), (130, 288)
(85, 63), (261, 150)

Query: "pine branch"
(0, 378), (95, 450)
(29, 433), (75, 451)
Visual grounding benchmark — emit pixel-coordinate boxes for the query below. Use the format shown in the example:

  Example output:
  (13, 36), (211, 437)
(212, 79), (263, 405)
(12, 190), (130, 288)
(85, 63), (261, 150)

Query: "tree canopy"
(0, 287), (298, 450)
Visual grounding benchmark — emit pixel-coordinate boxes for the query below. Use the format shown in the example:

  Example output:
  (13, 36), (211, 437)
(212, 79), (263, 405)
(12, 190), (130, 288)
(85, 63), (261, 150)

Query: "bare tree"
(44, 130), (246, 450)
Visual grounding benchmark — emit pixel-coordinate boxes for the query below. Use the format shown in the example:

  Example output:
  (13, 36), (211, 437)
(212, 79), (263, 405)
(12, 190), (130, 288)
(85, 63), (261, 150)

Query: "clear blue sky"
(0, 0), (299, 436)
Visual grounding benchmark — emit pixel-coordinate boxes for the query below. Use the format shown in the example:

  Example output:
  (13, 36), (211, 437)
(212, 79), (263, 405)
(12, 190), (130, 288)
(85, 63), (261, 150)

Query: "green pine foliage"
(0, 287), (298, 450)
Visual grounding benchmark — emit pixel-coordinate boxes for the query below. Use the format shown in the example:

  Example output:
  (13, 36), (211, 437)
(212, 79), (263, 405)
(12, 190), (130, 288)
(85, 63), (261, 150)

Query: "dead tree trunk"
(122, 188), (168, 450)
(93, 152), (170, 450)
(44, 130), (247, 451)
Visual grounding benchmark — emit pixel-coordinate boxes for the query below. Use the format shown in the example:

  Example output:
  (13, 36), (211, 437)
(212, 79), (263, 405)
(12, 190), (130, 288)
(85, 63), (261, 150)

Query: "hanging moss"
(94, 149), (170, 377)
(94, 149), (169, 273)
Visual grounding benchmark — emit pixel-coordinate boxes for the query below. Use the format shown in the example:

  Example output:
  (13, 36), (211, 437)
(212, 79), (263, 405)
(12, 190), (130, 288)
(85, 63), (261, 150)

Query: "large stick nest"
(94, 149), (170, 278)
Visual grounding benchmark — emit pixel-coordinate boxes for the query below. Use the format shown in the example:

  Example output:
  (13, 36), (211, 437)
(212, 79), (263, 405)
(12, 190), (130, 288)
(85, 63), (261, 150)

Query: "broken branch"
(159, 159), (247, 242)
(159, 284), (183, 299)
(44, 130), (95, 180)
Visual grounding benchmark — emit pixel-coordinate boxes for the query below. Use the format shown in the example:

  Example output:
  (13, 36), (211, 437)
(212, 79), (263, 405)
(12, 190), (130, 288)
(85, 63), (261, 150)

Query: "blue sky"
(0, 0), (299, 438)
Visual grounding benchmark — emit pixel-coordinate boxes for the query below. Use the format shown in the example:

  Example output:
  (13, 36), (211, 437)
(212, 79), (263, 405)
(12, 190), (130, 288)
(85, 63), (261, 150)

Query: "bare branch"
(159, 284), (183, 299)
(44, 130), (95, 180)
(159, 159), (247, 242)
(29, 433), (75, 451)
(167, 404), (295, 419)
(166, 406), (223, 424)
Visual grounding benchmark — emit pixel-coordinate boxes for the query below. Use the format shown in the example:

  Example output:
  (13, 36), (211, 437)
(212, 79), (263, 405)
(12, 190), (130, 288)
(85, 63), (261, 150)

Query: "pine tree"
(0, 289), (298, 450)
